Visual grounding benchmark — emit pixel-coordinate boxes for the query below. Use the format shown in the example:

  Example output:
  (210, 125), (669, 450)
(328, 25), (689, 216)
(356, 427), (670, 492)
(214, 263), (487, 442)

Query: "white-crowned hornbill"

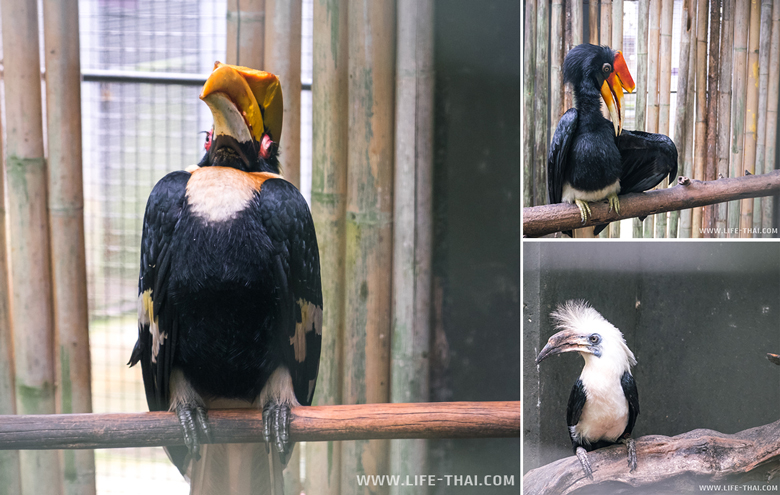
(548, 44), (678, 236)
(536, 300), (639, 479)
(129, 62), (322, 494)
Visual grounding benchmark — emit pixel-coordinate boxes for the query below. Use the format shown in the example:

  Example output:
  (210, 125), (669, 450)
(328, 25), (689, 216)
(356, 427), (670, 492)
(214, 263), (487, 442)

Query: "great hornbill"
(548, 44), (678, 236)
(129, 62), (322, 494)
(536, 300), (639, 480)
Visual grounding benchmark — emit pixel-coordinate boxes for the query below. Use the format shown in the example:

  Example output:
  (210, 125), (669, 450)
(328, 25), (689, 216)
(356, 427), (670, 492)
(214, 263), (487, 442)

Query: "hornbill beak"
(600, 51), (635, 136)
(200, 62), (284, 158)
(536, 330), (598, 364)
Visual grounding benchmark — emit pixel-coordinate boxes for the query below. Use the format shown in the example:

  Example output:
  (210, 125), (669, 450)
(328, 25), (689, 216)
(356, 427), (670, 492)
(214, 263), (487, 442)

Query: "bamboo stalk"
(523, 0), (536, 207)
(42, 1), (95, 494)
(0, 0), (63, 493)
(703, 0), (722, 235)
(692, 0), (709, 238)
(390, 0), (434, 491)
(564, 0), (573, 111)
(598, 0), (613, 238)
(648, 0), (662, 134)
(754, 0), (773, 235)
(226, 0), (265, 67)
(590, 0), (599, 44)
(671, 0), (693, 238)
(534, 0), (549, 206)
(309, 0), (348, 493)
(0, 403), (522, 450)
(730, 0), (750, 234)
(612, 0), (623, 50)
(264, 0), (302, 189)
(680, 20), (698, 238)
(717, 0), (735, 234)
(635, 0), (650, 236)
(656, 0), (673, 237)
(344, 1), (395, 493)
(523, 170), (780, 237)
(765, 0), (780, 233)
(552, 0), (566, 142)
(572, 0), (583, 46)
(740, 0), (762, 235)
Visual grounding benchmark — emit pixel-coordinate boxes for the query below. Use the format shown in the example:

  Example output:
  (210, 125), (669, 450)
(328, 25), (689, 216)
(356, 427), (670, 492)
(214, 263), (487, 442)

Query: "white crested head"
(550, 300), (636, 373)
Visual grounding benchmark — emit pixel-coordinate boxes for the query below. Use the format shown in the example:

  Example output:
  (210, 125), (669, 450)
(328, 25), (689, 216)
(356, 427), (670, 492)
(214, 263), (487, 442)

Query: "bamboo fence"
(755, 0), (774, 233)
(523, 0), (536, 208)
(766, 0), (780, 234)
(717, 0), (735, 232)
(692, 0), (709, 237)
(672, 0), (693, 237)
(703, 0), (722, 234)
(635, 0), (650, 236)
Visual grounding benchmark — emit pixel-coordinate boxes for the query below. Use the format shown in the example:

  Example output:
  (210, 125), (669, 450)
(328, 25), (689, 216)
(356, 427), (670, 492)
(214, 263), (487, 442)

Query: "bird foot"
(263, 401), (293, 465)
(622, 437), (637, 472)
(607, 193), (620, 215)
(575, 446), (594, 480)
(175, 405), (212, 461)
(574, 199), (592, 224)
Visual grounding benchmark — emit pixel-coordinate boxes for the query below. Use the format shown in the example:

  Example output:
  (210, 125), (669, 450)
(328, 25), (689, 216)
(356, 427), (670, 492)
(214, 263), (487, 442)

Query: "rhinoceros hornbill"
(129, 62), (322, 495)
(547, 44), (678, 236)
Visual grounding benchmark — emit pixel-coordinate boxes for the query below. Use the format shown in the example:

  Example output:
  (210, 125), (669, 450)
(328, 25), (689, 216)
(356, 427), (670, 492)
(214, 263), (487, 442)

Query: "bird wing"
(129, 170), (191, 412)
(620, 371), (640, 438)
(547, 108), (579, 205)
(566, 379), (587, 428)
(258, 179), (323, 406)
(617, 130), (678, 194)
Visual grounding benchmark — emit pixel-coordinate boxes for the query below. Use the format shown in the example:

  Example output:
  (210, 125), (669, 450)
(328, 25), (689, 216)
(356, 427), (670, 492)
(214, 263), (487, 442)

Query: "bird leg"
(574, 199), (592, 224)
(575, 446), (594, 480)
(174, 404), (212, 461)
(606, 192), (620, 215)
(263, 401), (293, 465)
(621, 437), (637, 472)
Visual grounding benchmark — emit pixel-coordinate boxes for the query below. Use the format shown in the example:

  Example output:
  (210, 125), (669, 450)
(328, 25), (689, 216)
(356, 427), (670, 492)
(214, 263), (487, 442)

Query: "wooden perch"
(523, 418), (780, 495)
(0, 401), (519, 450)
(523, 170), (780, 237)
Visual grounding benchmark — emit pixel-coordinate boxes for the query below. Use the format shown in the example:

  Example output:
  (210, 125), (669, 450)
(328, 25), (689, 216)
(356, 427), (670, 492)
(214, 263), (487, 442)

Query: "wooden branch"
(0, 401), (520, 450)
(523, 418), (780, 495)
(522, 171), (780, 237)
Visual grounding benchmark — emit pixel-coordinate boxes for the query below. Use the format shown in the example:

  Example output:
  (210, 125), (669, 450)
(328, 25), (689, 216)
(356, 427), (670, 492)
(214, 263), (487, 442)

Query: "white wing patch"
(290, 299), (323, 363)
(139, 289), (166, 364)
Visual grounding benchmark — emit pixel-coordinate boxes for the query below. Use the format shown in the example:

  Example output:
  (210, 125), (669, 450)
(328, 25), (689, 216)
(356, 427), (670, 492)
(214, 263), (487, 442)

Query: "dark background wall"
(430, 0), (520, 492)
(523, 242), (780, 476)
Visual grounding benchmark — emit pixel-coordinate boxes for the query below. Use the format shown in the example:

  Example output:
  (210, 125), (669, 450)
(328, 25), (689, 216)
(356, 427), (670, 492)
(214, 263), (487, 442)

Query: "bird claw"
(575, 446), (594, 480)
(607, 193), (620, 215)
(263, 401), (293, 465)
(623, 437), (637, 472)
(574, 199), (592, 224)
(175, 405), (211, 461)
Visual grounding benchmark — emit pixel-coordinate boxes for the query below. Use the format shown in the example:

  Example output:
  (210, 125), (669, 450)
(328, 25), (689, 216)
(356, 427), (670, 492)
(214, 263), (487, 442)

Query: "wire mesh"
(78, 0), (313, 492)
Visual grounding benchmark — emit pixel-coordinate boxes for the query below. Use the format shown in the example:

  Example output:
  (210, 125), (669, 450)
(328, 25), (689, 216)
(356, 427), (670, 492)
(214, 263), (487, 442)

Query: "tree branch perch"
(523, 170), (780, 237)
(523, 418), (780, 494)
(0, 401), (520, 450)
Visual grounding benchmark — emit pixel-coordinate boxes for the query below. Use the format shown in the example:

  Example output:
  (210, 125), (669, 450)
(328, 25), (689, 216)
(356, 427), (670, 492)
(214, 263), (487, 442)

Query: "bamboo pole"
(552, 0), (565, 143)
(599, 0), (613, 238)
(590, 0), (599, 43)
(1, 0), (63, 493)
(564, 0), (573, 111)
(42, 1), (95, 494)
(703, 0), (722, 235)
(226, 0), (265, 67)
(692, 0), (709, 238)
(390, 0), (434, 492)
(765, 0), (780, 233)
(680, 18), (698, 238)
(612, 0), (623, 50)
(343, 1), (395, 493)
(534, 0), (549, 206)
(645, 0), (662, 236)
(572, 0), (583, 46)
(717, 0), (735, 234)
(264, 0), (302, 189)
(671, 0), (693, 238)
(0, 63), (22, 495)
(656, 0), (673, 237)
(635, 0), (650, 236)
(523, 0), (536, 207)
(740, 0), (762, 235)
(730, 0), (750, 234)
(755, 0), (773, 235)
(309, 0), (348, 493)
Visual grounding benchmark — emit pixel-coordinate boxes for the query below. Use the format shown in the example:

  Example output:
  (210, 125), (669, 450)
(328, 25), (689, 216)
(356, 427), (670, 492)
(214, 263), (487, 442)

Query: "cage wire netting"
(76, 0), (313, 492)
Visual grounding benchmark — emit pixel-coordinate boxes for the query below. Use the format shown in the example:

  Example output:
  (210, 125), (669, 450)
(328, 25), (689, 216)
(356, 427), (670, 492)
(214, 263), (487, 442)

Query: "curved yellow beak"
(600, 51), (636, 136)
(200, 62), (284, 144)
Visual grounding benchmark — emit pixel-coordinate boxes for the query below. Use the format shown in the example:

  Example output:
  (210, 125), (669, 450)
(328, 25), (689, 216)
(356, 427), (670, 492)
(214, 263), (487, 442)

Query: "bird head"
(536, 300), (636, 374)
(563, 44), (636, 136)
(199, 62), (283, 173)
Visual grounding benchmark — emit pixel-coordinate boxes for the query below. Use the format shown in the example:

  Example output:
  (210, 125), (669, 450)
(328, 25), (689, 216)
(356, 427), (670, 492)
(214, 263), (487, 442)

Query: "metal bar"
(80, 68), (312, 90)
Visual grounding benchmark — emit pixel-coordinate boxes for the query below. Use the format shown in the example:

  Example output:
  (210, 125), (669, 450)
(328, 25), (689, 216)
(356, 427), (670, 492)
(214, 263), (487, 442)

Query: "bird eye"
(602, 63), (612, 74)
(589, 334), (601, 344)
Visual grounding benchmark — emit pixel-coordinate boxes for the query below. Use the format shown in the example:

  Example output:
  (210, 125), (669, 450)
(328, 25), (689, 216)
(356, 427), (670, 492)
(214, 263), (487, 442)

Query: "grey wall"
(523, 242), (780, 474)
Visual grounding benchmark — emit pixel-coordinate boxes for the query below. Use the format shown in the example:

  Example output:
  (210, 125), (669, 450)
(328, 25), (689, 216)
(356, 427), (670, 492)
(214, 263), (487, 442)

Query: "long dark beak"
(600, 51), (636, 136)
(535, 330), (592, 364)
